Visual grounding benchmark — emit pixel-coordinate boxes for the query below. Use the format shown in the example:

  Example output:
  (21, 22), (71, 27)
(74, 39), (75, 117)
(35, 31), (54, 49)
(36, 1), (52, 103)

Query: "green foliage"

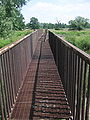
(26, 17), (40, 30)
(75, 35), (90, 51)
(10, 9), (25, 30)
(0, 7), (25, 37)
(26, 17), (68, 30)
(0, 0), (30, 12)
(53, 30), (90, 54)
(0, 6), (12, 37)
(0, 0), (27, 37)
(69, 16), (89, 31)
(54, 21), (62, 30)
(65, 35), (76, 46)
(0, 29), (33, 48)
(40, 23), (55, 29)
(40, 22), (67, 30)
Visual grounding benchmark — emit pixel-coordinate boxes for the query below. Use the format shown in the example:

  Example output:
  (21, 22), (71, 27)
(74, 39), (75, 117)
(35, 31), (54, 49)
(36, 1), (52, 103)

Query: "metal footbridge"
(0, 30), (90, 120)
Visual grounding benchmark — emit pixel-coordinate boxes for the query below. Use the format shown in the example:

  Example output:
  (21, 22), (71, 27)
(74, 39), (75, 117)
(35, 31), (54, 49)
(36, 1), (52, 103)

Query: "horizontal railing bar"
(0, 29), (44, 120)
(49, 30), (90, 120)
(49, 31), (90, 64)
(0, 30), (38, 55)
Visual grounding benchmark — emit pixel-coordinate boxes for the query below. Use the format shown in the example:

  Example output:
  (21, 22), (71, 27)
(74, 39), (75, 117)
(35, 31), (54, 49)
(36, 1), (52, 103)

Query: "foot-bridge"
(0, 29), (90, 120)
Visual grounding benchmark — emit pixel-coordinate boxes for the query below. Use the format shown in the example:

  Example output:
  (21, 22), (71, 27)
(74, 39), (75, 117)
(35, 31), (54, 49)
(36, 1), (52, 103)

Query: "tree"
(29, 17), (40, 30)
(40, 23), (54, 29)
(0, 0), (28, 7)
(61, 23), (67, 28)
(0, 0), (27, 37)
(47, 23), (55, 29)
(0, 0), (30, 18)
(42, 23), (48, 29)
(69, 16), (89, 31)
(10, 9), (25, 30)
(0, 6), (12, 37)
(54, 20), (61, 30)
(85, 22), (90, 28)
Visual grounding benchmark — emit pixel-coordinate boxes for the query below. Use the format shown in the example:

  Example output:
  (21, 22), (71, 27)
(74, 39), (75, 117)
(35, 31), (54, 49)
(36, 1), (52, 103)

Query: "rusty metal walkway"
(10, 35), (72, 120)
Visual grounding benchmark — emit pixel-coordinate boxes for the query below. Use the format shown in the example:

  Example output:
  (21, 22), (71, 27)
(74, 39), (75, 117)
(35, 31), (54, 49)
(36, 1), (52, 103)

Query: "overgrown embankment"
(0, 30), (33, 48)
(53, 30), (90, 54)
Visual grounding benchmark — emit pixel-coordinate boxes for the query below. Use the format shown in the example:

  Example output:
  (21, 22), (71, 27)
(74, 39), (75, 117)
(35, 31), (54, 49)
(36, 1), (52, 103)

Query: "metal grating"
(10, 35), (72, 120)
(10, 41), (41, 120)
(30, 40), (72, 120)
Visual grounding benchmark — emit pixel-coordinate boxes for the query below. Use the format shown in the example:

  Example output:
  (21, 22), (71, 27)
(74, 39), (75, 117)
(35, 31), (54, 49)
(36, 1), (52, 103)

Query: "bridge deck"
(10, 36), (72, 120)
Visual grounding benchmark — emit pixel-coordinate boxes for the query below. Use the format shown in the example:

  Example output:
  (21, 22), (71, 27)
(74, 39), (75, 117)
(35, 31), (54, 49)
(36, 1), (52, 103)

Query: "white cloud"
(21, 1), (90, 24)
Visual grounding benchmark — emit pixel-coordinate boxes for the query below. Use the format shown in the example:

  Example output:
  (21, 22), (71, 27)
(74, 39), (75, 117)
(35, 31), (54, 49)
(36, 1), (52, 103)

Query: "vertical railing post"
(0, 30), (44, 119)
(0, 56), (7, 120)
(48, 31), (90, 120)
(85, 65), (90, 120)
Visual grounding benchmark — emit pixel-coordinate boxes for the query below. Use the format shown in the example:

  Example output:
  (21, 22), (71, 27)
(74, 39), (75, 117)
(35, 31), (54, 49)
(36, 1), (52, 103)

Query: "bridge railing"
(0, 29), (44, 120)
(49, 31), (90, 120)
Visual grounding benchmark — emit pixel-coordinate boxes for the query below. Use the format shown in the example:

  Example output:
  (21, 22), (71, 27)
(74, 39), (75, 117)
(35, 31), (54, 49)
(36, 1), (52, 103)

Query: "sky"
(21, 0), (90, 24)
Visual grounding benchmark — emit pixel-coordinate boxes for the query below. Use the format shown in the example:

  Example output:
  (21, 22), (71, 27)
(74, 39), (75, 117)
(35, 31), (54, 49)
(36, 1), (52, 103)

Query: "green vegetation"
(69, 16), (89, 31)
(0, 0), (30, 37)
(26, 17), (40, 30)
(0, 0), (90, 54)
(26, 17), (68, 30)
(52, 29), (90, 54)
(0, 30), (33, 48)
(26, 16), (90, 30)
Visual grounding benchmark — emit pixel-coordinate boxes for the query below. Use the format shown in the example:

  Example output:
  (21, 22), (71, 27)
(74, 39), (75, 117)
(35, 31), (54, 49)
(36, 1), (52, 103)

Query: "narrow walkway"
(10, 35), (72, 120)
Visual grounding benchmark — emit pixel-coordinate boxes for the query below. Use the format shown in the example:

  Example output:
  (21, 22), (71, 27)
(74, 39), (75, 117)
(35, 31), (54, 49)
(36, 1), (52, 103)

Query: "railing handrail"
(49, 31), (90, 64)
(0, 29), (44, 120)
(49, 30), (90, 120)
(0, 30), (38, 55)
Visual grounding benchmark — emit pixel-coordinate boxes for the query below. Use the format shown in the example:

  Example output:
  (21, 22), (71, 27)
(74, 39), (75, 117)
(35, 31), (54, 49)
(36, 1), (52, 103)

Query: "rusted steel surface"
(10, 40), (41, 120)
(10, 32), (72, 120)
(30, 40), (72, 120)
(0, 29), (44, 120)
(1, 29), (90, 120)
(49, 31), (90, 120)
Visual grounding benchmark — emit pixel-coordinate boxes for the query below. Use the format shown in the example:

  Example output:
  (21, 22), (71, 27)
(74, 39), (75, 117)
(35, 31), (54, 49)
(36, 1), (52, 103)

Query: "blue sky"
(21, 0), (90, 24)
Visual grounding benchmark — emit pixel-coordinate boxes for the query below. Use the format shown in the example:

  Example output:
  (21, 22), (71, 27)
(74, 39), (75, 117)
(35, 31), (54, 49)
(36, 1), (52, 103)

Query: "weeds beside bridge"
(0, 29), (90, 120)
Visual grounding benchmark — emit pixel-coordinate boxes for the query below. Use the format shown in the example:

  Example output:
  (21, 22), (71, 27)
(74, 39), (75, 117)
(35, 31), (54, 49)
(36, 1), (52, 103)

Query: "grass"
(52, 29), (90, 54)
(0, 29), (90, 54)
(0, 29), (33, 48)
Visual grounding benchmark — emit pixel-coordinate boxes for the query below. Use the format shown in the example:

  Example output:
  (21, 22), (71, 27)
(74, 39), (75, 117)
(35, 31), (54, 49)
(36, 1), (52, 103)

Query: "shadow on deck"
(0, 29), (90, 120)
(10, 34), (72, 120)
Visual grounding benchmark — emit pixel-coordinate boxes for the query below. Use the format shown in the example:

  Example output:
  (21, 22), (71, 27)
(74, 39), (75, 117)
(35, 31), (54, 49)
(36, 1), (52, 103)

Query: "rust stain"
(10, 34), (72, 120)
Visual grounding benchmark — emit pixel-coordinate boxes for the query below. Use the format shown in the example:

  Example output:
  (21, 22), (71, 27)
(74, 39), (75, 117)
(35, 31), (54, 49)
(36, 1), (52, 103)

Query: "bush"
(53, 29), (90, 54)
(65, 35), (76, 46)
(0, 29), (33, 48)
(76, 36), (90, 51)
